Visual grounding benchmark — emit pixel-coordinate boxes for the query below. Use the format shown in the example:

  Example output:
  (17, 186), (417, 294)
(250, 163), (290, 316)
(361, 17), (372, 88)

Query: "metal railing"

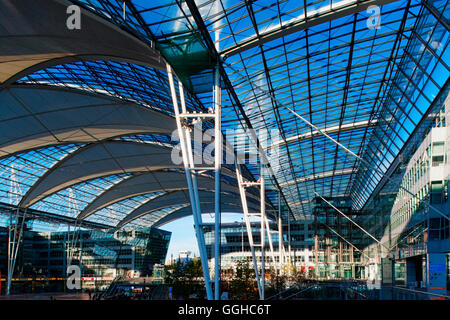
(383, 286), (450, 300)
(265, 280), (450, 300)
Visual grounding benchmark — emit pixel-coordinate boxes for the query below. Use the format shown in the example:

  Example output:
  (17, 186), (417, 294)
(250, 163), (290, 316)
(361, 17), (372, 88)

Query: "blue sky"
(161, 212), (247, 262)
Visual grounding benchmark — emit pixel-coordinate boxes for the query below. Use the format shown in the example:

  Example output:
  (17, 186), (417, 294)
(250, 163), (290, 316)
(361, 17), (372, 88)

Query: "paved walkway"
(0, 292), (90, 300)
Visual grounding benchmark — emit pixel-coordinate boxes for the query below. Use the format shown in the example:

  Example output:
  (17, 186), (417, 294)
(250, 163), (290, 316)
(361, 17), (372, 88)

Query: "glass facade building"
(0, 226), (171, 291)
(204, 221), (316, 275)
(0, 0), (449, 300)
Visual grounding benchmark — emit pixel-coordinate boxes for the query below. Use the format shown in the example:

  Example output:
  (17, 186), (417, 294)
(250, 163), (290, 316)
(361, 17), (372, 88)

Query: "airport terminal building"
(0, 0), (449, 300)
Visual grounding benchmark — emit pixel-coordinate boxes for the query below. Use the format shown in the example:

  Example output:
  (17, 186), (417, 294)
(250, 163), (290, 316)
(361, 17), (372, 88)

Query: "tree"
(291, 266), (307, 283)
(184, 257), (203, 280)
(229, 260), (258, 300)
(266, 267), (287, 298)
(164, 258), (205, 299)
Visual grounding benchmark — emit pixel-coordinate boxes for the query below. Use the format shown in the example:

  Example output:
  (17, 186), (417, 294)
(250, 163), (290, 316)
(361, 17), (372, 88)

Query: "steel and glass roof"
(0, 0), (448, 232)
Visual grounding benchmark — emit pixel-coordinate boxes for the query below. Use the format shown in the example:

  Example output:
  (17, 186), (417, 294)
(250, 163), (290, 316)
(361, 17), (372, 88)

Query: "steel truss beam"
(234, 47), (450, 224)
(166, 63), (222, 300)
(184, 0), (295, 221)
(66, 189), (82, 268)
(7, 208), (26, 296)
(6, 166), (26, 296)
(267, 120), (378, 149)
(280, 169), (356, 188)
(323, 224), (371, 261)
(235, 162), (280, 300)
(66, 221), (82, 267)
(0, 203), (110, 230)
(314, 191), (394, 258)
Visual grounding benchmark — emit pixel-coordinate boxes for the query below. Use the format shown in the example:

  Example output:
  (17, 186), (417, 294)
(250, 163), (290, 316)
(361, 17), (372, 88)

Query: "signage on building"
(427, 254), (447, 294)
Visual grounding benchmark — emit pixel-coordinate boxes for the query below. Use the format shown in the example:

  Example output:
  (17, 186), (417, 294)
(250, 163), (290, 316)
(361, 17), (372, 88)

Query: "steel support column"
(167, 63), (225, 300)
(6, 166), (25, 296)
(278, 192), (283, 271)
(213, 62), (222, 300)
(235, 162), (263, 299)
(7, 208), (26, 296)
(260, 168), (265, 300)
(184, 0), (295, 221)
(235, 162), (277, 300)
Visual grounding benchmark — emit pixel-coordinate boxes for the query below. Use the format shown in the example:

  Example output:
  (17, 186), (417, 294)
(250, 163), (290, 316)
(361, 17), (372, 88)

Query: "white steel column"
(278, 192), (284, 271)
(263, 211), (277, 266)
(213, 63), (222, 300)
(235, 161), (276, 300)
(7, 208), (26, 296)
(7, 166), (25, 296)
(287, 207), (292, 266)
(67, 220), (82, 267)
(213, 9), (222, 300)
(7, 211), (12, 295)
(260, 164), (265, 300)
(167, 63), (223, 300)
(235, 161), (262, 299)
(66, 188), (80, 266)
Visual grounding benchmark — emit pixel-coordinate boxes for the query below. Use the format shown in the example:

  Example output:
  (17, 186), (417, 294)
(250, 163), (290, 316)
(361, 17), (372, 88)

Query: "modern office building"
(205, 209), (368, 280)
(0, 0), (449, 301)
(204, 221), (317, 276)
(376, 98), (450, 292)
(0, 225), (171, 291)
(313, 197), (368, 279)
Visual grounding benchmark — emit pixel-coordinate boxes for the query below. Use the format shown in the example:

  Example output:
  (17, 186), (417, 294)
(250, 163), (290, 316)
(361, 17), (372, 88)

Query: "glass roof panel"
(0, 144), (82, 206)
(1, 0), (448, 230)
